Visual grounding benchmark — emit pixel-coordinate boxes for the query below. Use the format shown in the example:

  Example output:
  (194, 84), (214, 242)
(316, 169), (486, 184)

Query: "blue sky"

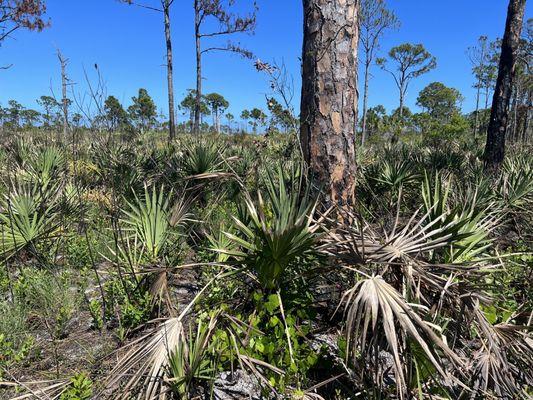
(0, 0), (530, 121)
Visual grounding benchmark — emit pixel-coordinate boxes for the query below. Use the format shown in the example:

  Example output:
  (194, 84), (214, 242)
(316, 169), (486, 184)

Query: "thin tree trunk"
(473, 42), (486, 139)
(474, 84), (481, 138)
(484, 0), (526, 170)
(58, 50), (69, 141)
(522, 90), (533, 144)
(300, 0), (358, 207)
(214, 108), (219, 133)
(164, 1), (176, 141)
(194, 0), (202, 135)
(361, 60), (370, 146)
(399, 89), (404, 119)
(511, 83), (520, 142)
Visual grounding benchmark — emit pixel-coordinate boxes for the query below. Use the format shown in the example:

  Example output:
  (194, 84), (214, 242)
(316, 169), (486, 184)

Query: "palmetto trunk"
(484, 0), (526, 170)
(300, 0), (358, 207)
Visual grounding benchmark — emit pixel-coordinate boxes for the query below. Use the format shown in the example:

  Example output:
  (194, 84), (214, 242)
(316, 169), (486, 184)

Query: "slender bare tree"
(468, 35), (490, 138)
(119, 0), (176, 141)
(484, 0), (527, 171)
(57, 49), (69, 140)
(359, 0), (399, 146)
(300, 0), (359, 207)
(193, 0), (257, 134)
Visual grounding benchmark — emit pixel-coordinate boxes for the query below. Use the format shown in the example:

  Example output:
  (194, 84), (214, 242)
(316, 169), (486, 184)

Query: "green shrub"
(60, 373), (93, 400)
(98, 275), (153, 334)
(0, 301), (34, 376)
(15, 269), (79, 339)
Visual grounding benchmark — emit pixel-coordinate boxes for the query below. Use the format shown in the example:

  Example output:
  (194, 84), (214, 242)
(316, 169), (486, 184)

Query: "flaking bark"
(300, 0), (359, 207)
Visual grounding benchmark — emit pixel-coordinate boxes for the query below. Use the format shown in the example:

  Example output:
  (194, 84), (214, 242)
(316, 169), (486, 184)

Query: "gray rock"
(212, 370), (263, 400)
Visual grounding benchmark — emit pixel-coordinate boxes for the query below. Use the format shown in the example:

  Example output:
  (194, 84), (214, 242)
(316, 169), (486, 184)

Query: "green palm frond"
(374, 158), (419, 192)
(167, 315), (218, 397)
(499, 155), (533, 213)
(222, 165), (320, 290)
(181, 139), (228, 179)
(0, 184), (61, 259)
(122, 185), (171, 260)
(28, 146), (65, 186)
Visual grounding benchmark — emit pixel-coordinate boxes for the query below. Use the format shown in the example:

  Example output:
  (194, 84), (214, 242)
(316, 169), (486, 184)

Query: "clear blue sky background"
(0, 0), (531, 121)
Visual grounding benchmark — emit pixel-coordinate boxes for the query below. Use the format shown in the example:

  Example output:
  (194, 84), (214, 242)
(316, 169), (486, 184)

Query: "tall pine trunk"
(194, 0), (202, 134)
(484, 0), (526, 170)
(300, 0), (358, 207)
(398, 79), (405, 119)
(361, 60), (370, 146)
(164, 1), (176, 141)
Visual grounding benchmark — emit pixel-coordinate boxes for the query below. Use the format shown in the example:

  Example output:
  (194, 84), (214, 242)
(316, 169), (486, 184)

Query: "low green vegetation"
(0, 128), (530, 399)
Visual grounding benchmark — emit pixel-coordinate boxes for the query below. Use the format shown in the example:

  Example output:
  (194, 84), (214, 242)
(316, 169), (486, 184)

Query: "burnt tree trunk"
(300, 0), (358, 207)
(484, 0), (526, 170)
(164, 0), (176, 141)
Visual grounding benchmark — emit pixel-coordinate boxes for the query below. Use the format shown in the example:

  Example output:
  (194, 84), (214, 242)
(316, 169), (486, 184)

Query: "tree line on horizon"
(0, 0), (530, 185)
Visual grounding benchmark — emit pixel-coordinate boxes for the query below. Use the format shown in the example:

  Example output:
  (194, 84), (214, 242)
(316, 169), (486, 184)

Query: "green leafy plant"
(15, 269), (78, 339)
(122, 185), (171, 261)
(167, 314), (218, 397)
(0, 301), (34, 376)
(60, 373), (93, 400)
(222, 165), (320, 291)
(0, 184), (61, 260)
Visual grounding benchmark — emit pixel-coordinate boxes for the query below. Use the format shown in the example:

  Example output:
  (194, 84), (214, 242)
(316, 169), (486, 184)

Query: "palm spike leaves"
(122, 185), (171, 261)
(0, 183), (62, 260)
(220, 165), (321, 290)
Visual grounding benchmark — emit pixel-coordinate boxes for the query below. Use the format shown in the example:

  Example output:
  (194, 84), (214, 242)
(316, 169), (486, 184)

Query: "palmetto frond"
(498, 155), (533, 213)
(104, 317), (186, 400)
(340, 276), (463, 395)
(221, 165), (320, 290)
(166, 314), (219, 397)
(0, 183), (61, 259)
(469, 305), (533, 399)
(122, 185), (171, 260)
(28, 146), (65, 186)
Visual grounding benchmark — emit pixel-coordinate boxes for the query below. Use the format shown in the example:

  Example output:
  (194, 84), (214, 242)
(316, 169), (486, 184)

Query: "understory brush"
(0, 131), (531, 399)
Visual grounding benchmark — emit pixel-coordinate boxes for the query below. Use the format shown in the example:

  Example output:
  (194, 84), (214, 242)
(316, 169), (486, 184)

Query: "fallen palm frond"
(165, 313), (219, 397)
(99, 271), (229, 399)
(468, 304), (533, 399)
(0, 378), (70, 400)
(340, 276), (463, 397)
(104, 317), (186, 400)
